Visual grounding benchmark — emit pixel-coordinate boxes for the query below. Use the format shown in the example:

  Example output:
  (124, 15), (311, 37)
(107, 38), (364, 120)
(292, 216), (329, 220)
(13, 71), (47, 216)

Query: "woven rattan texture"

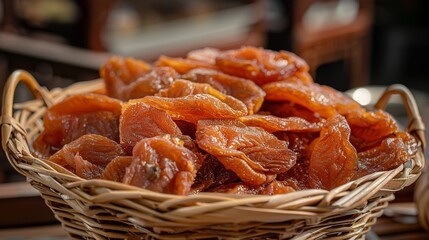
(1, 71), (426, 239)
(416, 164), (429, 232)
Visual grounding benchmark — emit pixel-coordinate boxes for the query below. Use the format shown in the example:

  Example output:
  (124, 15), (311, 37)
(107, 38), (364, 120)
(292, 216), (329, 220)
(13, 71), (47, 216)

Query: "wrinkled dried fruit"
(215, 46), (309, 85)
(120, 102), (181, 154)
(187, 48), (220, 64)
(49, 134), (125, 179)
(156, 55), (218, 74)
(260, 180), (296, 195)
(346, 109), (398, 142)
(100, 56), (152, 98)
(120, 67), (179, 100)
(354, 132), (418, 179)
(133, 94), (247, 124)
(263, 80), (361, 118)
(123, 135), (198, 195)
(196, 119), (296, 186)
(100, 156), (133, 182)
(183, 69), (265, 114)
(238, 114), (321, 133)
(191, 155), (239, 193)
(262, 101), (324, 123)
(33, 94), (122, 157)
(308, 114), (357, 190)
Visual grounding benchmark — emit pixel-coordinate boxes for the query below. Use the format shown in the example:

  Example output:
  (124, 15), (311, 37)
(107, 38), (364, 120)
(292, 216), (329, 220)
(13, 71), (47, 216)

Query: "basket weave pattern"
(416, 164), (429, 232)
(1, 71), (426, 239)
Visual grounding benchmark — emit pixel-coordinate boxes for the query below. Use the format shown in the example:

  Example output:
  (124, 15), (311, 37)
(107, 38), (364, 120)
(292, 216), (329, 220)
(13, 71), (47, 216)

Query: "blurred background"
(0, 0), (428, 238)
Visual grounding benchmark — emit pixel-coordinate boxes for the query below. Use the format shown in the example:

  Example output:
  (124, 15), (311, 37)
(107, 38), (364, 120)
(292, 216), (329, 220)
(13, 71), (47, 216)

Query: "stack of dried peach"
(33, 47), (417, 195)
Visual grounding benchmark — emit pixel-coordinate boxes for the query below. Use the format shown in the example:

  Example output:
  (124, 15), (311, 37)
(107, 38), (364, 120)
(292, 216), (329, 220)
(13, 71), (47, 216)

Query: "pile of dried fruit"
(33, 47), (418, 195)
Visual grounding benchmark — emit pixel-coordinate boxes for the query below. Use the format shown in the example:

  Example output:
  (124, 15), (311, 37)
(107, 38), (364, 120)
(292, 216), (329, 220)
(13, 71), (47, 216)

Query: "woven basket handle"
(1, 70), (46, 148)
(374, 84), (426, 152)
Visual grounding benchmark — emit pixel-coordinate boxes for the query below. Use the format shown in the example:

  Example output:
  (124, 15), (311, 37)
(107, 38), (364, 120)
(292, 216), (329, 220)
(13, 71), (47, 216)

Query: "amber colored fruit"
(276, 131), (317, 162)
(49, 134), (125, 179)
(120, 102), (181, 154)
(263, 80), (362, 118)
(123, 135), (198, 195)
(157, 79), (248, 115)
(191, 155), (239, 193)
(276, 132), (313, 190)
(132, 94), (247, 124)
(182, 68), (266, 114)
(260, 180), (295, 195)
(280, 71), (314, 84)
(155, 55), (218, 74)
(238, 114), (321, 133)
(100, 156), (133, 182)
(196, 119), (296, 186)
(308, 114), (358, 190)
(120, 67), (179, 100)
(187, 48), (221, 64)
(169, 134), (205, 171)
(33, 94), (122, 158)
(354, 132), (418, 179)
(174, 120), (196, 139)
(262, 101), (324, 123)
(209, 182), (263, 195)
(100, 56), (152, 98)
(345, 109), (398, 142)
(215, 46), (309, 85)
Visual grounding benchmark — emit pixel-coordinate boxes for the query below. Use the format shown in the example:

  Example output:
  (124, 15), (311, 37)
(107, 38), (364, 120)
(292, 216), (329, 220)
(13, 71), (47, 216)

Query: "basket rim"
(1, 70), (426, 223)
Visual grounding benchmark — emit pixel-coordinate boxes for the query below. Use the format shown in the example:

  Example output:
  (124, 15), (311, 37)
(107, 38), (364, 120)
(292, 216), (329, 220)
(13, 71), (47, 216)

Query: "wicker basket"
(1, 70), (426, 240)
(416, 163), (429, 232)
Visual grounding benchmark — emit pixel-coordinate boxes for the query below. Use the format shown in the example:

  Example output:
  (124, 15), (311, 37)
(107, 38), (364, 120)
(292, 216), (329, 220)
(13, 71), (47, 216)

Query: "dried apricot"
(120, 102), (181, 154)
(263, 80), (361, 118)
(155, 55), (218, 74)
(354, 132), (418, 179)
(183, 69), (265, 114)
(196, 119), (296, 186)
(33, 94), (122, 157)
(238, 114), (321, 133)
(100, 56), (152, 98)
(132, 94), (247, 124)
(123, 135), (198, 195)
(49, 134), (125, 179)
(187, 48), (220, 64)
(345, 109), (398, 142)
(120, 67), (178, 100)
(100, 156), (133, 182)
(260, 180), (295, 195)
(308, 114), (357, 190)
(191, 155), (239, 193)
(215, 46), (309, 85)
(262, 101), (324, 123)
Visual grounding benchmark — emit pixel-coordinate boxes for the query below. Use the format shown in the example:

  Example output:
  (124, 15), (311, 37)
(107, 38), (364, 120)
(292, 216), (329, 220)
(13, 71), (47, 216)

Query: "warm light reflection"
(352, 88), (371, 105)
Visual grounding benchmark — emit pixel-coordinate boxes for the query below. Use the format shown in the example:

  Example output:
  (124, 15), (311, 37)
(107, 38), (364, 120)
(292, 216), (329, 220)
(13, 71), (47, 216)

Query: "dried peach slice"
(120, 102), (181, 154)
(49, 134), (125, 179)
(123, 135), (198, 195)
(196, 119), (296, 186)
(100, 56), (152, 98)
(308, 114), (357, 190)
(215, 46), (309, 85)
(238, 114), (321, 133)
(183, 68), (265, 114)
(155, 55), (218, 74)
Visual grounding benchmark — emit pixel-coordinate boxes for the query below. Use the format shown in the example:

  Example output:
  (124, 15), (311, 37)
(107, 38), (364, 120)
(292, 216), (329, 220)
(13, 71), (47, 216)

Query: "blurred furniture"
(1, 0), (116, 51)
(1, 0), (266, 59)
(0, 182), (58, 228)
(293, 0), (373, 88)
